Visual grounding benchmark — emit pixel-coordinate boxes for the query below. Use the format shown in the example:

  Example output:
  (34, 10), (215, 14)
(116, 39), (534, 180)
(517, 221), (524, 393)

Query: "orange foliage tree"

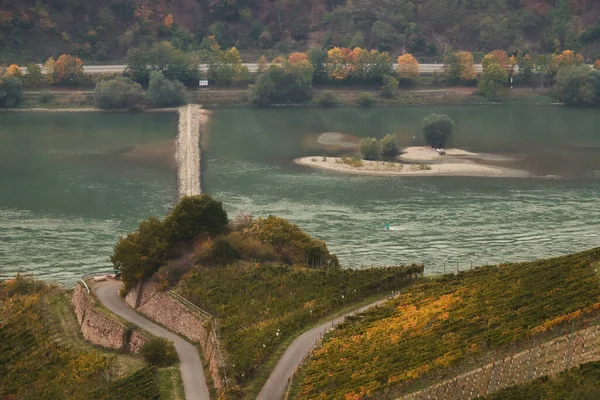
(6, 64), (23, 78)
(45, 54), (84, 85)
(594, 59), (600, 70)
(326, 47), (351, 80)
(163, 13), (174, 29)
(396, 53), (420, 83)
(553, 50), (584, 71)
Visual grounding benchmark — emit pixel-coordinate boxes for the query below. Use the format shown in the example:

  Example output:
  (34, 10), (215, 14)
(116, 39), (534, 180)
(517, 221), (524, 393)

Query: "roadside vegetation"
(480, 361), (600, 400)
(0, 275), (161, 399)
(295, 248), (600, 399)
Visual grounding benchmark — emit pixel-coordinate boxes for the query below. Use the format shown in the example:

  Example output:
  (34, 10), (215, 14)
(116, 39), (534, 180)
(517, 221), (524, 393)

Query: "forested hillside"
(1, 0), (600, 62)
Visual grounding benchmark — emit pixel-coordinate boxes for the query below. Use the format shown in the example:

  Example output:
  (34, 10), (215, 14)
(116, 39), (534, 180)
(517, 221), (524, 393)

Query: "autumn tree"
(443, 52), (476, 84)
(479, 61), (507, 98)
(45, 54), (84, 85)
(396, 53), (420, 85)
(594, 60), (600, 70)
(6, 64), (23, 79)
(553, 50), (584, 71)
(326, 47), (351, 80)
(208, 46), (249, 85)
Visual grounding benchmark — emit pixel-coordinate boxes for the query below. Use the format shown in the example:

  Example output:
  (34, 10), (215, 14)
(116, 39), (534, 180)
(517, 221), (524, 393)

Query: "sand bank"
(295, 147), (530, 178)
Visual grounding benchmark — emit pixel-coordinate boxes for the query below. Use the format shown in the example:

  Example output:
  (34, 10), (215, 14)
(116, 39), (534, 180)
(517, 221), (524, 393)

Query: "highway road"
(28, 63), (483, 75)
(95, 280), (210, 400)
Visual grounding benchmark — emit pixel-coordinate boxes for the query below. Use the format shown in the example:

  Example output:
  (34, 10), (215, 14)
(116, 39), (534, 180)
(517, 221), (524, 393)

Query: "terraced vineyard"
(177, 263), (423, 390)
(95, 366), (160, 400)
(0, 275), (159, 400)
(295, 248), (600, 399)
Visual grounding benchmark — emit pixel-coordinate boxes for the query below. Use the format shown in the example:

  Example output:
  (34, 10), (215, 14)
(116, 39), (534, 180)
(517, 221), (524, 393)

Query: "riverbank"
(295, 147), (531, 178)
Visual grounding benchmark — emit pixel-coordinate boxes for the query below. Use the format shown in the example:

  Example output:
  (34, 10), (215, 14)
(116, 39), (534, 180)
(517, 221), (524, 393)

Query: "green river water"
(1, 107), (599, 283)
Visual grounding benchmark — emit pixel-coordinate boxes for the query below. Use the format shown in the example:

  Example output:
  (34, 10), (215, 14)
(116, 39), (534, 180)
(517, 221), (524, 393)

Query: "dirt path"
(95, 280), (210, 400)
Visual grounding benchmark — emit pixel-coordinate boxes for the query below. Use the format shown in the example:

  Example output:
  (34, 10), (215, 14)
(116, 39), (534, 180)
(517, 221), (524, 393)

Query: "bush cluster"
(139, 338), (177, 367)
(358, 133), (399, 160)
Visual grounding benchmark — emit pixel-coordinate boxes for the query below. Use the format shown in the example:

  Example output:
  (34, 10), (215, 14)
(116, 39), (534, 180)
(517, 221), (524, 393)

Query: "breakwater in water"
(176, 105), (205, 197)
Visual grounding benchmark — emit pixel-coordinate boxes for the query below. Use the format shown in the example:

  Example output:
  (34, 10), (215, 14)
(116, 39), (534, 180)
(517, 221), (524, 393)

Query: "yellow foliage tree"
(257, 55), (268, 73)
(326, 47), (350, 80)
(396, 53), (419, 83)
(553, 50), (584, 71)
(443, 51), (476, 83)
(45, 54), (84, 85)
(6, 64), (23, 78)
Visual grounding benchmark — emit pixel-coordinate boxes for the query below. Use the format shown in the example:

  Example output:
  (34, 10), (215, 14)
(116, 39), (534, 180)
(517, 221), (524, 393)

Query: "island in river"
(295, 146), (531, 178)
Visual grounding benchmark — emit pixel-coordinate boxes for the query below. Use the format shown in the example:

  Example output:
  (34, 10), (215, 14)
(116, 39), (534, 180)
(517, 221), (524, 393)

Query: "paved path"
(257, 295), (394, 400)
(95, 280), (210, 400)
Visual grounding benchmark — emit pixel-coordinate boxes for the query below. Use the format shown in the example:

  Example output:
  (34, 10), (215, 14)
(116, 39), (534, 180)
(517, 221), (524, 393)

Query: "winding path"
(95, 280), (210, 400)
(257, 296), (394, 400)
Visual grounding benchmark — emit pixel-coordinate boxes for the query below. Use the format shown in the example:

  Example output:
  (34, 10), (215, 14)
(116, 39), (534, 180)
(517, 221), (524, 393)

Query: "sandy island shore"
(295, 147), (530, 178)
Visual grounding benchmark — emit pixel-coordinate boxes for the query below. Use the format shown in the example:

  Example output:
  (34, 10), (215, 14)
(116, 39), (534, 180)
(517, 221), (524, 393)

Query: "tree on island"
(379, 134), (399, 157)
(359, 137), (380, 160)
(421, 114), (454, 148)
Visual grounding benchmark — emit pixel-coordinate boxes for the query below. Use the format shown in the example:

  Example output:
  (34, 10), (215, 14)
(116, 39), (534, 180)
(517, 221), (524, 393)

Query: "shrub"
(251, 60), (313, 106)
(380, 75), (398, 98)
(555, 66), (600, 106)
(0, 76), (23, 108)
(379, 133), (399, 158)
(39, 90), (54, 104)
(359, 137), (380, 160)
(93, 77), (144, 109)
(208, 235), (241, 265)
(315, 90), (338, 107)
(356, 92), (376, 107)
(139, 338), (177, 367)
(147, 70), (186, 107)
(163, 195), (229, 245)
(396, 53), (420, 85)
(421, 113), (454, 148)
(339, 155), (364, 167)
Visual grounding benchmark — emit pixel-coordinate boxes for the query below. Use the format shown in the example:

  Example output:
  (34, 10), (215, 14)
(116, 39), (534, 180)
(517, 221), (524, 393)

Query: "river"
(1, 107), (599, 283)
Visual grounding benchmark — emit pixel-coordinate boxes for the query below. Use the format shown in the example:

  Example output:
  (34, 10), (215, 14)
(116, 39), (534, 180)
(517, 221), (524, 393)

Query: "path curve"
(95, 280), (210, 400)
(257, 296), (393, 400)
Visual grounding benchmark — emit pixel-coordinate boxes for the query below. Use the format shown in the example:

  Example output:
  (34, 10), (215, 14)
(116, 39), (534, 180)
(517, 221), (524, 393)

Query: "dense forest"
(1, 0), (600, 62)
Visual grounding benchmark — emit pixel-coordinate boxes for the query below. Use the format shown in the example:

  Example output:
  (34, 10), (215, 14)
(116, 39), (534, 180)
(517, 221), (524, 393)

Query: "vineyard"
(94, 366), (160, 400)
(480, 361), (600, 400)
(177, 263), (423, 390)
(0, 275), (159, 400)
(295, 248), (600, 399)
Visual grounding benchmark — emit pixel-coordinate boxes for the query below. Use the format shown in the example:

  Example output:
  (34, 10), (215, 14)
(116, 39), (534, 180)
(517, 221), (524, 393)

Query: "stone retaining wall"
(126, 280), (227, 394)
(400, 324), (600, 400)
(72, 283), (146, 353)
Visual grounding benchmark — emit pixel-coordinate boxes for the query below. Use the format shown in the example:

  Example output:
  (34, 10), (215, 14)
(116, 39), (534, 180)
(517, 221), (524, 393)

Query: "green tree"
(379, 134), (399, 157)
(93, 77), (144, 109)
(516, 52), (534, 85)
(443, 52), (476, 85)
(163, 195), (229, 244)
(111, 217), (169, 291)
(24, 63), (42, 87)
(479, 62), (508, 98)
(555, 66), (600, 106)
(359, 137), (380, 160)
(380, 75), (398, 98)
(146, 71), (186, 107)
(126, 42), (199, 86)
(207, 46), (248, 85)
(251, 59), (314, 106)
(0, 76), (23, 108)
(421, 114), (454, 148)
(307, 47), (328, 82)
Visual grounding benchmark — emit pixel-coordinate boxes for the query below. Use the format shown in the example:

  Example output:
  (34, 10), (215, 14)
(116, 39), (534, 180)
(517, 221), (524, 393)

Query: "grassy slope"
(480, 361), (600, 400)
(295, 248), (600, 399)
(177, 263), (423, 396)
